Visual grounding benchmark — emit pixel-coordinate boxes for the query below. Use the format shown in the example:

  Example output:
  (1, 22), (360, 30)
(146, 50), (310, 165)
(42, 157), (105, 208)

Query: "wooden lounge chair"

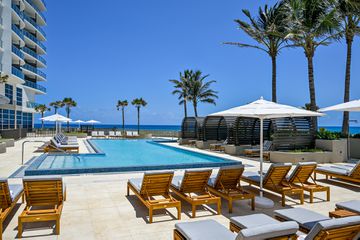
(170, 169), (221, 218)
(18, 176), (65, 237)
(241, 163), (304, 206)
(243, 140), (272, 158)
(174, 218), (299, 240)
(207, 165), (255, 213)
(314, 161), (360, 184)
(0, 179), (23, 240)
(209, 139), (228, 152)
(44, 139), (79, 153)
(287, 162), (330, 203)
(127, 171), (181, 223)
(330, 200), (360, 218)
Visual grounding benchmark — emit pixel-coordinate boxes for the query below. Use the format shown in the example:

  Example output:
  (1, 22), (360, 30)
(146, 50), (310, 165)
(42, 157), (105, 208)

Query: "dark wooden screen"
(181, 117), (205, 140)
(203, 116), (236, 142)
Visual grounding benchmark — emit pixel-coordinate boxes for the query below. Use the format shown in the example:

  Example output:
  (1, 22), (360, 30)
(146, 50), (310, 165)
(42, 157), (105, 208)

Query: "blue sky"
(37, 0), (360, 126)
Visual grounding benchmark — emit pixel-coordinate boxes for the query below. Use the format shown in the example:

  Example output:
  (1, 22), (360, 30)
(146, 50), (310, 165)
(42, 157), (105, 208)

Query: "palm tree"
(225, 3), (288, 102)
(131, 98), (147, 134)
(169, 70), (192, 117)
(336, 0), (360, 135)
(0, 74), (9, 83)
(49, 100), (64, 114)
(62, 97), (77, 132)
(187, 71), (218, 117)
(117, 100), (128, 133)
(35, 104), (50, 129)
(285, 0), (341, 129)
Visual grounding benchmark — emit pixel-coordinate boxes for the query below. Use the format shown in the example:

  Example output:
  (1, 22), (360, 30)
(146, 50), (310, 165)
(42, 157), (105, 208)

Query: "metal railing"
(23, 30), (46, 51)
(23, 63), (46, 79)
(12, 66), (24, 79)
(24, 80), (46, 92)
(12, 24), (24, 40)
(22, 47), (46, 65)
(26, 101), (40, 108)
(12, 3), (24, 20)
(12, 45), (24, 59)
(23, 13), (46, 37)
(24, 0), (46, 22)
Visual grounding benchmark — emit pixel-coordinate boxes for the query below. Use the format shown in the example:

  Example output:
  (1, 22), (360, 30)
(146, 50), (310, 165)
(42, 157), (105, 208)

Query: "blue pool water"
(26, 139), (239, 175)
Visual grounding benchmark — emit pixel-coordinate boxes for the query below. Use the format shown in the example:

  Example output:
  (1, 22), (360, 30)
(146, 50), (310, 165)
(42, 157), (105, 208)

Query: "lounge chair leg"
(309, 190), (314, 203)
(217, 200), (221, 215)
(0, 222), (2, 240)
(177, 206), (181, 220)
(21, 193), (24, 203)
(55, 218), (60, 235)
(326, 188), (330, 201)
(17, 218), (22, 238)
(300, 192), (304, 205)
(251, 197), (255, 210)
(149, 208), (153, 224)
(282, 193), (285, 207)
(127, 184), (129, 196)
(228, 198), (233, 213)
(191, 205), (196, 218)
(314, 173), (317, 180)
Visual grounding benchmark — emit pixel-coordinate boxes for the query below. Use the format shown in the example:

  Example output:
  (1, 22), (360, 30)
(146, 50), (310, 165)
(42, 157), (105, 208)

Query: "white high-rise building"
(0, 0), (46, 136)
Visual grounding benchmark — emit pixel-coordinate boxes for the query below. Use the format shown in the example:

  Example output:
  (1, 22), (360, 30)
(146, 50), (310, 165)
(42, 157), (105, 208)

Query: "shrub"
(316, 128), (341, 140)
(352, 133), (360, 139)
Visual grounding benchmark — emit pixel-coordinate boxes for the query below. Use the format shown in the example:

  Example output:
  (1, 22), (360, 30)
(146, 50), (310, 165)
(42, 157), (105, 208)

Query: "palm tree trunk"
(66, 108), (70, 132)
(307, 55), (318, 130)
(122, 107), (125, 133)
(54, 108), (57, 114)
(271, 55), (277, 103)
(137, 107), (140, 134)
(184, 99), (188, 118)
(193, 101), (198, 117)
(341, 37), (353, 136)
(41, 113), (44, 129)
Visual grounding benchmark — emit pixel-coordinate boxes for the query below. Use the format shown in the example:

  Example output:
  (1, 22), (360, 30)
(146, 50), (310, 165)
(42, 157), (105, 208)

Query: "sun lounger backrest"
(213, 165), (244, 190)
(288, 162), (317, 184)
(50, 138), (60, 147)
(126, 131), (133, 136)
(264, 140), (272, 151)
(0, 179), (12, 210)
(263, 163), (292, 186)
(91, 131), (98, 136)
(180, 169), (212, 193)
(115, 131), (122, 136)
(109, 131), (115, 136)
(140, 171), (174, 196)
(23, 177), (64, 206)
(349, 161), (360, 179)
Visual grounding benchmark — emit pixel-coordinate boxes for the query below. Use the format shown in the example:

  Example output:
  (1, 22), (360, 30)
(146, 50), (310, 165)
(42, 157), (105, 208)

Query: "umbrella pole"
(259, 118), (264, 198)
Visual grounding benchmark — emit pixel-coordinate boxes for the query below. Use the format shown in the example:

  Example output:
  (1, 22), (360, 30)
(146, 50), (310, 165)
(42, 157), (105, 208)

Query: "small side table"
(329, 209), (358, 218)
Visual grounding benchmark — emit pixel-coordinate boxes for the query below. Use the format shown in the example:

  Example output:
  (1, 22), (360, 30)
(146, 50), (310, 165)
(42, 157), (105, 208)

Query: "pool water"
(28, 139), (239, 175)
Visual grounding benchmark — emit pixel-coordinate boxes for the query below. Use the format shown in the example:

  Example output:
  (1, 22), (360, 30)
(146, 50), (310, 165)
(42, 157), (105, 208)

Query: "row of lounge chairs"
(44, 133), (79, 153)
(315, 161), (360, 184)
(91, 131), (140, 138)
(175, 204), (360, 240)
(0, 176), (65, 239)
(127, 162), (332, 223)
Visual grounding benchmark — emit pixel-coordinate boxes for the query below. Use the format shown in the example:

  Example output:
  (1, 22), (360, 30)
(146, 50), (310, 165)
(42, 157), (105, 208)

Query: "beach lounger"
(91, 131), (98, 137)
(18, 176), (65, 237)
(173, 218), (299, 240)
(58, 133), (77, 142)
(209, 139), (228, 152)
(108, 131), (115, 138)
(207, 165), (255, 213)
(54, 134), (77, 145)
(132, 131), (139, 137)
(170, 169), (221, 218)
(243, 140), (272, 157)
(241, 163), (304, 206)
(314, 161), (360, 184)
(287, 162), (330, 203)
(115, 131), (122, 137)
(0, 179), (23, 240)
(335, 200), (360, 215)
(97, 131), (106, 138)
(127, 171), (181, 223)
(126, 131), (133, 137)
(44, 139), (79, 153)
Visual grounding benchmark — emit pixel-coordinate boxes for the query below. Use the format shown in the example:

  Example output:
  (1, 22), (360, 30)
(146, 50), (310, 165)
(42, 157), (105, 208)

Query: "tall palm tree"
(187, 71), (218, 117)
(336, 0), (360, 135)
(285, 0), (341, 129)
(49, 100), (64, 114)
(169, 70), (192, 118)
(35, 104), (50, 129)
(62, 98), (77, 132)
(116, 100), (128, 133)
(131, 98), (147, 134)
(225, 3), (288, 102)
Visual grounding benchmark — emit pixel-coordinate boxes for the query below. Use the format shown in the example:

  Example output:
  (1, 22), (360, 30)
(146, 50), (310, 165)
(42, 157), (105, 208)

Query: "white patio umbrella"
(41, 114), (72, 134)
(211, 97), (324, 208)
(86, 120), (100, 124)
(73, 120), (85, 128)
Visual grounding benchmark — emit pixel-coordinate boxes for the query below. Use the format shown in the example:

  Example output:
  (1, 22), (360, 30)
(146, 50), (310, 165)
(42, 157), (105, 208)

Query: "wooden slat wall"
(203, 116), (236, 142)
(181, 117), (205, 140)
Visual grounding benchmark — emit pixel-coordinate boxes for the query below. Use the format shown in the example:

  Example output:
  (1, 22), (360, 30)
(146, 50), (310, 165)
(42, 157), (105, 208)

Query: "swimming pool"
(25, 139), (241, 175)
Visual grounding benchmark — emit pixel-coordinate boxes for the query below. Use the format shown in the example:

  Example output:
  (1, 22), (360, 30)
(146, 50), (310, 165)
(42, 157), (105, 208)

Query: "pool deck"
(0, 137), (358, 239)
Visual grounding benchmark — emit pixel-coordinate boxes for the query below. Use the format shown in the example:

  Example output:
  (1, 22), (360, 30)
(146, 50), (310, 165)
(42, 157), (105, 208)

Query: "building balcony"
(12, 66), (24, 79)
(22, 63), (46, 79)
(23, 30), (46, 52)
(32, 0), (46, 11)
(12, 24), (24, 40)
(12, 3), (24, 20)
(23, 14), (46, 39)
(22, 47), (46, 66)
(12, 45), (24, 59)
(24, 0), (46, 24)
(23, 80), (46, 93)
(26, 101), (40, 108)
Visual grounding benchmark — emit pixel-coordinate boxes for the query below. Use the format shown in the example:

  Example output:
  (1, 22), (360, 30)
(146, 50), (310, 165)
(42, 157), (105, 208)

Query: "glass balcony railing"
(24, 80), (46, 93)
(26, 101), (40, 108)
(12, 24), (24, 40)
(25, 0), (46, 22)
(23, 14), (46, 38)
(11, 4), (24, 20)
(23, 30), (46, 51)
(12, 45), (24, 59)
(12, 66), (24, 79)
(22, 47), (46, 65)
(23, 64), (46, 79)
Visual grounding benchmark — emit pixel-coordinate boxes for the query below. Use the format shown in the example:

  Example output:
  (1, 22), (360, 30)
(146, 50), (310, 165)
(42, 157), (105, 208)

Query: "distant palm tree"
(62, 98), (77, 132)
(285, 0), (341, 129)
(131, 98), (147, 134)
(117, 100), (128, 133)
(35, 104), (50, 129)
(225, 3), (288, 102)
(49, 100), (64, 114)
(336, 0), (360, 135)
(169, 70), (192, 118)
(188, 71), (218, 117)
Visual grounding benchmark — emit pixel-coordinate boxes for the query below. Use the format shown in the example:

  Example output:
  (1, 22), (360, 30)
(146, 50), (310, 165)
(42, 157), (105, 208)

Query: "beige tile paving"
(0, 137), (358, 240)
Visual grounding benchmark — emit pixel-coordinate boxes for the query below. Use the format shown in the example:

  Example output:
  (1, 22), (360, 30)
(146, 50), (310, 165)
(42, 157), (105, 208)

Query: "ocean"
(34, 124), (360, 134)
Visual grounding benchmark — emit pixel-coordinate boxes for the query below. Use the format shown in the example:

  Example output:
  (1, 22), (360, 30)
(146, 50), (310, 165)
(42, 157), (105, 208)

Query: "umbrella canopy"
(73, 120), (85, 123)
(41, 113), (71, 122)
(86, 120), (100, 124)
(211, 97), (324, 119)
(319, 99), (360, 112)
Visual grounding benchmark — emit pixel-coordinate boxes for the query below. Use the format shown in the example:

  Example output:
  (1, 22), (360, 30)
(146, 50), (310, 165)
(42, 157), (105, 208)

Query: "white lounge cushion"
(242, 172), (261, 183)
(171, 176), (183, 190)
(236, 221), (299, 240)
(9, 184), (23, 201)
(175, 219), (236, 240)
(316, 166), (349, 176)
(230, 214), (279, 229)
(128, 178), (142, 193)
(274, 208), (330, 231)
(336, 200), (360, 214)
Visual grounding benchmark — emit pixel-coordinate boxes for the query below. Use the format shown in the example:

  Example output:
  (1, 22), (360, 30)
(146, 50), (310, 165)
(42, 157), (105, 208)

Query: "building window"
(1, 109), (15, 129)
(22, 112), (33, 129)
(16, 88), (22, 106)
(16, 111), (22, 128)
(5, 84), (13, 105)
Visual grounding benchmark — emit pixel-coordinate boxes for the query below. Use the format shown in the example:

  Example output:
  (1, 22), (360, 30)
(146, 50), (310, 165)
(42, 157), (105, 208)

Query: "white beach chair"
(132, 131), (139, 137)
(108, 131), (116, 138)
(98, 131), (105, 138)
(91, 131), (98, 138)
(126, 131), (133, 137)
(115, 131), (122, 137)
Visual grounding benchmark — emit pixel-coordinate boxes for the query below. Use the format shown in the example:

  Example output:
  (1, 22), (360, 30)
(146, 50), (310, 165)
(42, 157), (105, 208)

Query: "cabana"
(181, 117), (204, 140)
